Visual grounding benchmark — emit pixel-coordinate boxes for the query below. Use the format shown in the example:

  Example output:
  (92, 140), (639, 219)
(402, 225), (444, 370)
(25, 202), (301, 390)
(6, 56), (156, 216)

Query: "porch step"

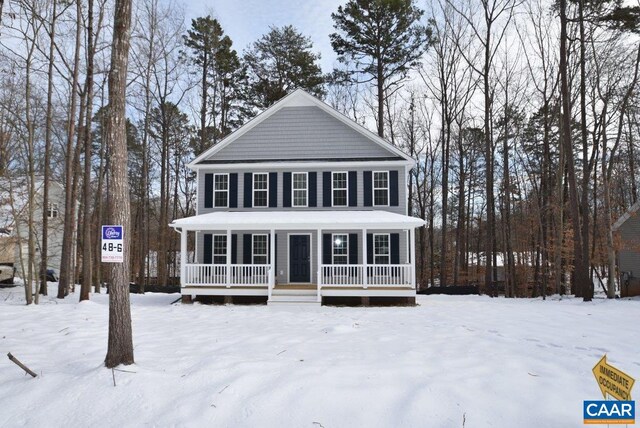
(271, 288), (316, 296)
(268, 293), (320, 306)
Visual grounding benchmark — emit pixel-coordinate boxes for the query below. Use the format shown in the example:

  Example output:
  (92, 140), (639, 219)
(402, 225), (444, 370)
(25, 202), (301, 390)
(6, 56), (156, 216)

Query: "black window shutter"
(231, 234), (237, 264)
(322, 172), (331, 207)
(243, 234), (252, 263)
(283, 172), (292, 207)
(363, 171), (372, 207)
(203, 234), (212, 264)
(269, 172), (277, 207)
(243, 173), (252, 208)
(309, 172), (317, 207)
(366, 233), (373, 264)
(229, 173), (238, 208)
(348, 233), (358, 264)
(204, 174), (213, 208)
(348, 171), (357, 207)
(390, 233), (400, 264)
(390, 170), (399, 207)
(323, 233), (332, 264)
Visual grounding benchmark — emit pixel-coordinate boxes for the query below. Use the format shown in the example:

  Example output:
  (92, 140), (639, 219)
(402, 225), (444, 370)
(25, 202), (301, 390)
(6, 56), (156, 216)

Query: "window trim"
(331, 171), (348, 207)
(373, 233), (390, 265)
(213, 173), (229, 208)
(372, 170), (390, 207)
(252, 172), (269, 208)
(212, 234), (227, 265)
(292, 172), (308, 208)
(47, 202), (59, 219)
(331, 233), (349, 265)
(252, 234), (268, 265)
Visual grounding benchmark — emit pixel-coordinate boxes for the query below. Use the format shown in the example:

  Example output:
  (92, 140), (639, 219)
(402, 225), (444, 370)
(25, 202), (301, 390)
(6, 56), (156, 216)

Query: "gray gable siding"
(197, 165), (407, 216)
(618, 213), (640, 278)
(207, 106), (396, 161)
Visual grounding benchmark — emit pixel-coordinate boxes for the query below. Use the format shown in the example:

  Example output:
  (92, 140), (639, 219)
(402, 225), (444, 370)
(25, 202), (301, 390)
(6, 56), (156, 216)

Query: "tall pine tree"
(330, 0), (431, 138)
(244, 25), (325, 109)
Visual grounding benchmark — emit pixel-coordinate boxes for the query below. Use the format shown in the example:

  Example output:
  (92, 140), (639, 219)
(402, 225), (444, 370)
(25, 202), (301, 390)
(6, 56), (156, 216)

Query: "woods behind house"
(1, 0), (639, 303)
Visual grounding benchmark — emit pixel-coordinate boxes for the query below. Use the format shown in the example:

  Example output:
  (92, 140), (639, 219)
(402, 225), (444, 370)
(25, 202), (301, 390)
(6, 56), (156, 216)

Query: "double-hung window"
(332, 234), (348, 265)
(373, 171), (389, 206)
(332, 172), (347, 207)
(253, 173), (268, 207)
(212, 235), (227, 264)
(292, 172), (308, 207)
(214, 174), (229, 207)
(252, 234), (268, 264)
(47, 203), (59, 218)
(373, 234), (390, 264)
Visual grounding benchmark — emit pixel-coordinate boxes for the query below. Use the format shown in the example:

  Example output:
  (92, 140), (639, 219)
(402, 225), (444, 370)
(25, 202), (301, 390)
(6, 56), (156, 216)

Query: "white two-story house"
(170, 89), (424, 305)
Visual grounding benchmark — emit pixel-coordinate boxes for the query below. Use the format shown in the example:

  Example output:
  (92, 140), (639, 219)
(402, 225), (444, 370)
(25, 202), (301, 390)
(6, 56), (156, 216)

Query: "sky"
(183, 0), (348, 73)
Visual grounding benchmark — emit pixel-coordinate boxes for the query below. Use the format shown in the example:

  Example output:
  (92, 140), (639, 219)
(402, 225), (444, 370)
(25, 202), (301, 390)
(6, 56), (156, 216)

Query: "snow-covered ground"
(1, 285), (638, 428)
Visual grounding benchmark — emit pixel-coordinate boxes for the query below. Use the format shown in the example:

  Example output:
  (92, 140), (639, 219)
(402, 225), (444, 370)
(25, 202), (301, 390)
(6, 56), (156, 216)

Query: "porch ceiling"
(170, 210), (425, 231)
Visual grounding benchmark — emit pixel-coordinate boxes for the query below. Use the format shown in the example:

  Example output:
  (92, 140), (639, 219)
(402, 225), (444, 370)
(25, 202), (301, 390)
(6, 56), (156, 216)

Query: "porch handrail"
(183, 264), (269, 287)
(320, 264), (412, 287)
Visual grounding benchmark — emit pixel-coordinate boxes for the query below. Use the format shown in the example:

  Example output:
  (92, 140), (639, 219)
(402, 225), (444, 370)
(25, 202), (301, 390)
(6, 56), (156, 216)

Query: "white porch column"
(269, 229), (275, 298)
(362, 228), (368, 289)
(409, 227), (416, 289)
(226, 229), (231, 288)
(316, 229), (322, 302)
(180, 228), (187, 287)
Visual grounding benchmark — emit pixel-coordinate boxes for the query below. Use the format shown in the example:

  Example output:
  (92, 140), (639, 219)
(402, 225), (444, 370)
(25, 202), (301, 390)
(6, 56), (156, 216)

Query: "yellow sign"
(592, 355), (635, 401)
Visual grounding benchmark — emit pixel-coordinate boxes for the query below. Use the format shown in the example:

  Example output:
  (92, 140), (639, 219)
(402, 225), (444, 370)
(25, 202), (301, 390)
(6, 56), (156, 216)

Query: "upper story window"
(253, 173), (268, 207)
(373, 233), (390, 264)
(292, 172), (308, 207)
(213, 235), (227, 264)
(214, 174), (229, 207)
(332, 234), (348, 265)
(373, 171), (389, 206)
(252, 234), (268, 264)
(47, 203), (59, 218)
(332, 172), (347, 207)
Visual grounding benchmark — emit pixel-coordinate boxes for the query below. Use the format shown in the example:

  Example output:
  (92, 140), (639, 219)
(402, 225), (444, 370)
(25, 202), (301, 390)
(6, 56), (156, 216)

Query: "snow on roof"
(171, 210), (425, 230)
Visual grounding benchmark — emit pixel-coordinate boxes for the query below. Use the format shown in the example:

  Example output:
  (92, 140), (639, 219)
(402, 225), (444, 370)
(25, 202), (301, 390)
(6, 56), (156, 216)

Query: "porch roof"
(170, 210), (425, 231)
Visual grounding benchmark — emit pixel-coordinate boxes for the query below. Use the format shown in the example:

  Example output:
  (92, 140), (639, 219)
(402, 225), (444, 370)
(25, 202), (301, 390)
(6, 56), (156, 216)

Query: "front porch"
(171, 211), (424, 305)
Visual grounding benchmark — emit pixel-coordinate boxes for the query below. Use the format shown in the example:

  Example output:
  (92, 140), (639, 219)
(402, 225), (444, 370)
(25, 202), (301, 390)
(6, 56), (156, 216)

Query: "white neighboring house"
(170, 89), (425, 305)
(0, 178), (74, 279)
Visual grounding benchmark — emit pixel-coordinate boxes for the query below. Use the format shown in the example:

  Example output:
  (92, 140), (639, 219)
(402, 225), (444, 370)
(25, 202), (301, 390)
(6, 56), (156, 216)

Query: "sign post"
(101, 225), (124, 263)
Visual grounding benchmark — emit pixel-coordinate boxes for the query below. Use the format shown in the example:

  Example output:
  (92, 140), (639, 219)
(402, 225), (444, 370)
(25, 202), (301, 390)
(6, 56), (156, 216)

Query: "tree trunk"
(40, 0), (58, 297)
(58, 0), (83, 299)
(483, 23), (495, 295)
(104, 0), (134, 368)
(80, 0), (95, 301)
(560, 0), (589, 301)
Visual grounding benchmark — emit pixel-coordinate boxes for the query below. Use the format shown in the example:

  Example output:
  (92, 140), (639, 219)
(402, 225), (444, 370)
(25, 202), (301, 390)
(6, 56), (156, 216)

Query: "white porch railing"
(184, 264), (270, 287)
(320, 264), (412, 287)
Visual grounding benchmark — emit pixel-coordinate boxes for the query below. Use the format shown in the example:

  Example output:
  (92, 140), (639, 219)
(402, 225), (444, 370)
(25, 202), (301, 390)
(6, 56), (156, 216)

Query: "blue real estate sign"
(101, 225), (124, 263)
